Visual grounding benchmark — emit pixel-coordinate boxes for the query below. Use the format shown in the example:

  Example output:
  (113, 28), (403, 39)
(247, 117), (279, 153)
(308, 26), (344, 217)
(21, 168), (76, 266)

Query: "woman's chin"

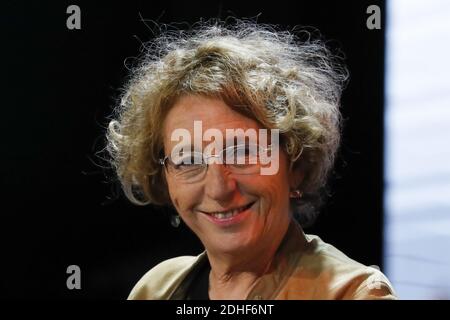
(204, 232), (258, 256)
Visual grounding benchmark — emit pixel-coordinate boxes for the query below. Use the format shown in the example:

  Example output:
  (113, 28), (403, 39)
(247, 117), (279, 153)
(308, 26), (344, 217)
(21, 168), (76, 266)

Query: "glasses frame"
(159, 143), (274, 181)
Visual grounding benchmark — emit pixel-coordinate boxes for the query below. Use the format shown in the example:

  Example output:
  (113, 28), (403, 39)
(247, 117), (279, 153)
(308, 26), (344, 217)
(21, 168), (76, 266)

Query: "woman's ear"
(288, 162), (305, 190)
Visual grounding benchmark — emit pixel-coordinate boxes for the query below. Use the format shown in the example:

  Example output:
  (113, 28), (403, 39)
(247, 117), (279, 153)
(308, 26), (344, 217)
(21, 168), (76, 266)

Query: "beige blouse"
(128, 221), (397, 300)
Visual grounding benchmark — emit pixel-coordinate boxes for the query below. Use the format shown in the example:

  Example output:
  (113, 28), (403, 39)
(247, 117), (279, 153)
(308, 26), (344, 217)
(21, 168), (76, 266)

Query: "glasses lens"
(224, 144), (262, 174)
(164, 144), (273, 181)
(168, 151), (206, 182)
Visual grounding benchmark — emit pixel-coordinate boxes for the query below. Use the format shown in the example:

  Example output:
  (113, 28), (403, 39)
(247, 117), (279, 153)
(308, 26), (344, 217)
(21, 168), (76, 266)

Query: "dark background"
(1, 0), (385, 299)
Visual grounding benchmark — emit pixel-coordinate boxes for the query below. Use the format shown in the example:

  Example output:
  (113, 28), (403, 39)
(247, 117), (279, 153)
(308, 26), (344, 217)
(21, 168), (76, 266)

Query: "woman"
(107, 21), (397, 300)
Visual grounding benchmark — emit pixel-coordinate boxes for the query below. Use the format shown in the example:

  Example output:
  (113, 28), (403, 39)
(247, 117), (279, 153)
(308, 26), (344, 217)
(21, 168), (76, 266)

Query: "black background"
(1, 0), (385, 299)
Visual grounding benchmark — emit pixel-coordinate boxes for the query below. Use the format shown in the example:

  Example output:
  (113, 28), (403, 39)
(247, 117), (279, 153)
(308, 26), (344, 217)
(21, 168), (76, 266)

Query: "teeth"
(210, 204), (250, 219)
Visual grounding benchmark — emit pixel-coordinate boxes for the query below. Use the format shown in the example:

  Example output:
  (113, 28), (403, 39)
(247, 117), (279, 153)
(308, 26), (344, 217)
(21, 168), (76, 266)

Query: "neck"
(206, 221), (291, 300)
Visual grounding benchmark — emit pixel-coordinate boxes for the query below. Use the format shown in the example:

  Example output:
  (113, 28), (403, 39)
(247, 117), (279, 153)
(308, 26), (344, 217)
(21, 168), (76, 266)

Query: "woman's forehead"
(163, 95), (263, 132)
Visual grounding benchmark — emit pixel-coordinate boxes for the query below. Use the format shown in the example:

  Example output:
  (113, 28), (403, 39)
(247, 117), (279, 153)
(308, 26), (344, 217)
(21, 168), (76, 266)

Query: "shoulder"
(297, 234), (397, 299)
(127, 254), (203, 300)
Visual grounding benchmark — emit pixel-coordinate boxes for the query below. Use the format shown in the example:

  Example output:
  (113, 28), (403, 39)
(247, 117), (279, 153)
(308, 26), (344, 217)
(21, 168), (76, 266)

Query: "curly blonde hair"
(106, 20), (348, 226)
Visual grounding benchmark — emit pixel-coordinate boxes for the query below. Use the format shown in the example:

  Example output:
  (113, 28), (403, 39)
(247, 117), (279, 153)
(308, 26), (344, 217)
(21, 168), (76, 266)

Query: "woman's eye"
(239, 146), (257, 156)
(231, 146), (259, 165)
(173, 154), (203, 169)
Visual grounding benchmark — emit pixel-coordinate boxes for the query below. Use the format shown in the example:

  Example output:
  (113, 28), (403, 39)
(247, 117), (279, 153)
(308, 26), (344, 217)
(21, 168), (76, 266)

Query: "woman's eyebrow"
(225, 134), (255, 144)
(170, 144), (203, 153)
(224, 134), (269, 146)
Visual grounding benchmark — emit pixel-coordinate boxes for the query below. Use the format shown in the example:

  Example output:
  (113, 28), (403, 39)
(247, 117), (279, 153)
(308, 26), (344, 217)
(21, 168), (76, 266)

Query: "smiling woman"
(106, 20), (397, 300)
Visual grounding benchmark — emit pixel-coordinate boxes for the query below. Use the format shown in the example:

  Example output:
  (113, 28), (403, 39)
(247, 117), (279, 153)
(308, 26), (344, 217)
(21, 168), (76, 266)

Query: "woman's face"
(162, 95), (301, 256)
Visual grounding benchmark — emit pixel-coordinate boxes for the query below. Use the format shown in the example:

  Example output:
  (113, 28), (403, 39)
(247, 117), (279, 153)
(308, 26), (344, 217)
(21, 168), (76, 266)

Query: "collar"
(170, 219), (308, 300)
(246, 220), (308, 299)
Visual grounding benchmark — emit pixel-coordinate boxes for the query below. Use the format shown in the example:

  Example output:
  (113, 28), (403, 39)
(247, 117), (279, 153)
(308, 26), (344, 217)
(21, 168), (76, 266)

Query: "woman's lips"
(200, 202), (255, 226)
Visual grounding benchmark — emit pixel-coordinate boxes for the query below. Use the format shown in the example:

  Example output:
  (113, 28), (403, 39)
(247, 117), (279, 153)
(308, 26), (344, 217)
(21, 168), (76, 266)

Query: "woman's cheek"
(169, 182), (201, 215)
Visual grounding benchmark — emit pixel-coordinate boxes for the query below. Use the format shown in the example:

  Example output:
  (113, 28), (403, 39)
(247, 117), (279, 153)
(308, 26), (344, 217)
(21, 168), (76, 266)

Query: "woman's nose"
(203, 164), (237, 202)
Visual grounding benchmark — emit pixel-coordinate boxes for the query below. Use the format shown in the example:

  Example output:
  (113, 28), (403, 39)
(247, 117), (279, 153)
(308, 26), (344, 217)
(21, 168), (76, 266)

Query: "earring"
(171, 214), (180, 228)
(289, 189), (303, 199)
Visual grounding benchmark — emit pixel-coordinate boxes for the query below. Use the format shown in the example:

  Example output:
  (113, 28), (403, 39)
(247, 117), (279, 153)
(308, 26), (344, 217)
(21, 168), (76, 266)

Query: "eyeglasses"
(160, 144), (274, 183)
